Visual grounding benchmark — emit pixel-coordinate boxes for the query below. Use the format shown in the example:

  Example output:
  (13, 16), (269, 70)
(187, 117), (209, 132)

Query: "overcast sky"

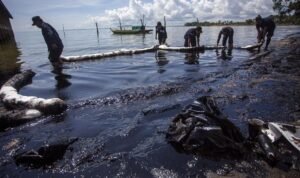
(3, 0), (275, 32)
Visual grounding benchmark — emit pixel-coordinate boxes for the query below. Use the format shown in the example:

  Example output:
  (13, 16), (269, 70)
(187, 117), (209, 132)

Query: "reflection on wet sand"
(184, 52), (200, 64)
(216, 49), (233, 60)
(155, 50), (169, 73)
(51, 65), (72, 90)
(51, 64), (72, 100)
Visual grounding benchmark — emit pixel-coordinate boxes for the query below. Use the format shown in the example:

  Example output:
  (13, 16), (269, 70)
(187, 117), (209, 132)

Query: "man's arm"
(256, 24), (263, 43)
(217, 30), (222, 46)
(165, 28), (167, 39)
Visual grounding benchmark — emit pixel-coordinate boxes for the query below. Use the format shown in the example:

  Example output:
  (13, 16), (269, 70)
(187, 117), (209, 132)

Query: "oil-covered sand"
(201, 33), (300, 178)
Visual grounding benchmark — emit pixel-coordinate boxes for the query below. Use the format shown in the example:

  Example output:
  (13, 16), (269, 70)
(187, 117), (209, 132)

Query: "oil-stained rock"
(166, 96), (245, 158)
(14, 137), (78, 168)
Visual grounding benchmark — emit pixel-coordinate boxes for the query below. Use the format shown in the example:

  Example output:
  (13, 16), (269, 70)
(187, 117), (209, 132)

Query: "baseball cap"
(32, 16), (42, 26)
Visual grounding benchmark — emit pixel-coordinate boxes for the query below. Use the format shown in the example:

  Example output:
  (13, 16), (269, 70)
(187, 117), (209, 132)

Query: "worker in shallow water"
(32, 16), (64, 67)
(217, 26), (234, 50)
(255, 15), (276, 51)
(155, 21), (167, 45)
(184, 26), (202, 47)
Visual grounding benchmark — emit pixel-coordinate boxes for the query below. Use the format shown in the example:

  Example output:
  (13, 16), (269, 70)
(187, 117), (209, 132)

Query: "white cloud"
(4, 0), (276, 31)
(90, 0), (275, 27)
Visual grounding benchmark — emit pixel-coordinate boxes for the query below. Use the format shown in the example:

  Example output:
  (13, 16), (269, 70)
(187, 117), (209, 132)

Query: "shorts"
(222, 30), (234, 46)
(49, 46), (63, 63)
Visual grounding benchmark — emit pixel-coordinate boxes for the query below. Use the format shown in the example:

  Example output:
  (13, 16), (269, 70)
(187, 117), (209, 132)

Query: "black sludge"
(166, 96), (245, 158)
(14, 137), (78, 168)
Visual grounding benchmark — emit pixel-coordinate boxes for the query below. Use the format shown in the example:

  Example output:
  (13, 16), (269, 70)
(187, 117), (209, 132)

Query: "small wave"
(71, 82), (186, 109)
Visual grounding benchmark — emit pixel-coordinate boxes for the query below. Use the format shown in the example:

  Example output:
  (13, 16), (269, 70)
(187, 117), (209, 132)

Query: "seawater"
(15, 26), (298, 100)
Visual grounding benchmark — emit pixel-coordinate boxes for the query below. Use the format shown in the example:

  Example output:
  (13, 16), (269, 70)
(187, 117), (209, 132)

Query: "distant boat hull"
(110, 28), (153, 35)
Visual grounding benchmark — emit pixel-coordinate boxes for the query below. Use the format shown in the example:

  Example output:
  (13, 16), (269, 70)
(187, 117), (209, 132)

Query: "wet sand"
(215, 33), (300, 126)
(207, 33), (300, 177)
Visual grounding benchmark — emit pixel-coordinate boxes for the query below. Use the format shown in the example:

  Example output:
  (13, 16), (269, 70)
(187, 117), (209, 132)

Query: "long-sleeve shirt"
(41, 22), (63, 51)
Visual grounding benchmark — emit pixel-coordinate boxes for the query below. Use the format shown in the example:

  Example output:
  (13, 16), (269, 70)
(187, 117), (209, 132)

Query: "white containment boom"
(0, 70), (67, 114)
(60, 43), (265, 62)
(61, 46), (157, 62)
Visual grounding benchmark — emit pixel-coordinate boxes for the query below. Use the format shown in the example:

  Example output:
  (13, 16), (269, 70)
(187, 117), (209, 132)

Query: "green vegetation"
(272, 0), (300, 24)
(184, 15), (300, 26)
(184, 20), (255, 26)
(273, 0), (300, 16)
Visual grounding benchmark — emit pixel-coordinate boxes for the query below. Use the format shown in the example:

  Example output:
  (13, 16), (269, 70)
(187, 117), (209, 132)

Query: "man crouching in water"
(32, 16), (64, 67)
(255, 15), (276, 51)
(184, 26), (202, 47)
(216, 26), (234, 59)
(217, 26), (234, 50)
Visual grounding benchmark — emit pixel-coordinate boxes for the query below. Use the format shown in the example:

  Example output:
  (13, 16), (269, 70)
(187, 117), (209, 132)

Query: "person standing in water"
(155, 21), (167, 45)
(32, 16), (64, 66)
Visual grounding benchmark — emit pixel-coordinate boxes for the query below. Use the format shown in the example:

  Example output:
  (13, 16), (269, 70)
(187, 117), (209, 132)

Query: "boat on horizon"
(110, 26), (153, 35)
(110, 15), (153, 35)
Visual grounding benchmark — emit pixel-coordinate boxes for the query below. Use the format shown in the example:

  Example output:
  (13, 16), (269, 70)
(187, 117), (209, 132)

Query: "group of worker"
(32, 15), (276, 67)
(156, 15), (276, 51)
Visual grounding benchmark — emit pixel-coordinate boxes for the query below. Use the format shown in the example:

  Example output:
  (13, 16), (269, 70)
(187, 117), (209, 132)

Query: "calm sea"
(0, 26), (299, 177)
(15, 26), (299, 100)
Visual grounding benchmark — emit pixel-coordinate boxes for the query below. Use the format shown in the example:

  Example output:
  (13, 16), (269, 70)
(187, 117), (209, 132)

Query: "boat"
(110, 26), (153, 35)
(111, 15), (153, 35)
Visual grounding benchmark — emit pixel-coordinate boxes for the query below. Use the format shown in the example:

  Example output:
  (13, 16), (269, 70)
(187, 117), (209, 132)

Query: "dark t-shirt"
(256, 17), (276, 31)
(156, 26), (167, 38)
(217, 27), (234, 45)
(184, 28), (199, 40)
(220, 27), (233, 36)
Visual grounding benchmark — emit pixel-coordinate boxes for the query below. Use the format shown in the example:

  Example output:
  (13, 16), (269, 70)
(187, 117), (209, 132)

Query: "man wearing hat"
(255, 15), (276, 51)
(32, 16), (64, 65)
(217, 26), (234, 50)
(184, 26), (202, 47)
